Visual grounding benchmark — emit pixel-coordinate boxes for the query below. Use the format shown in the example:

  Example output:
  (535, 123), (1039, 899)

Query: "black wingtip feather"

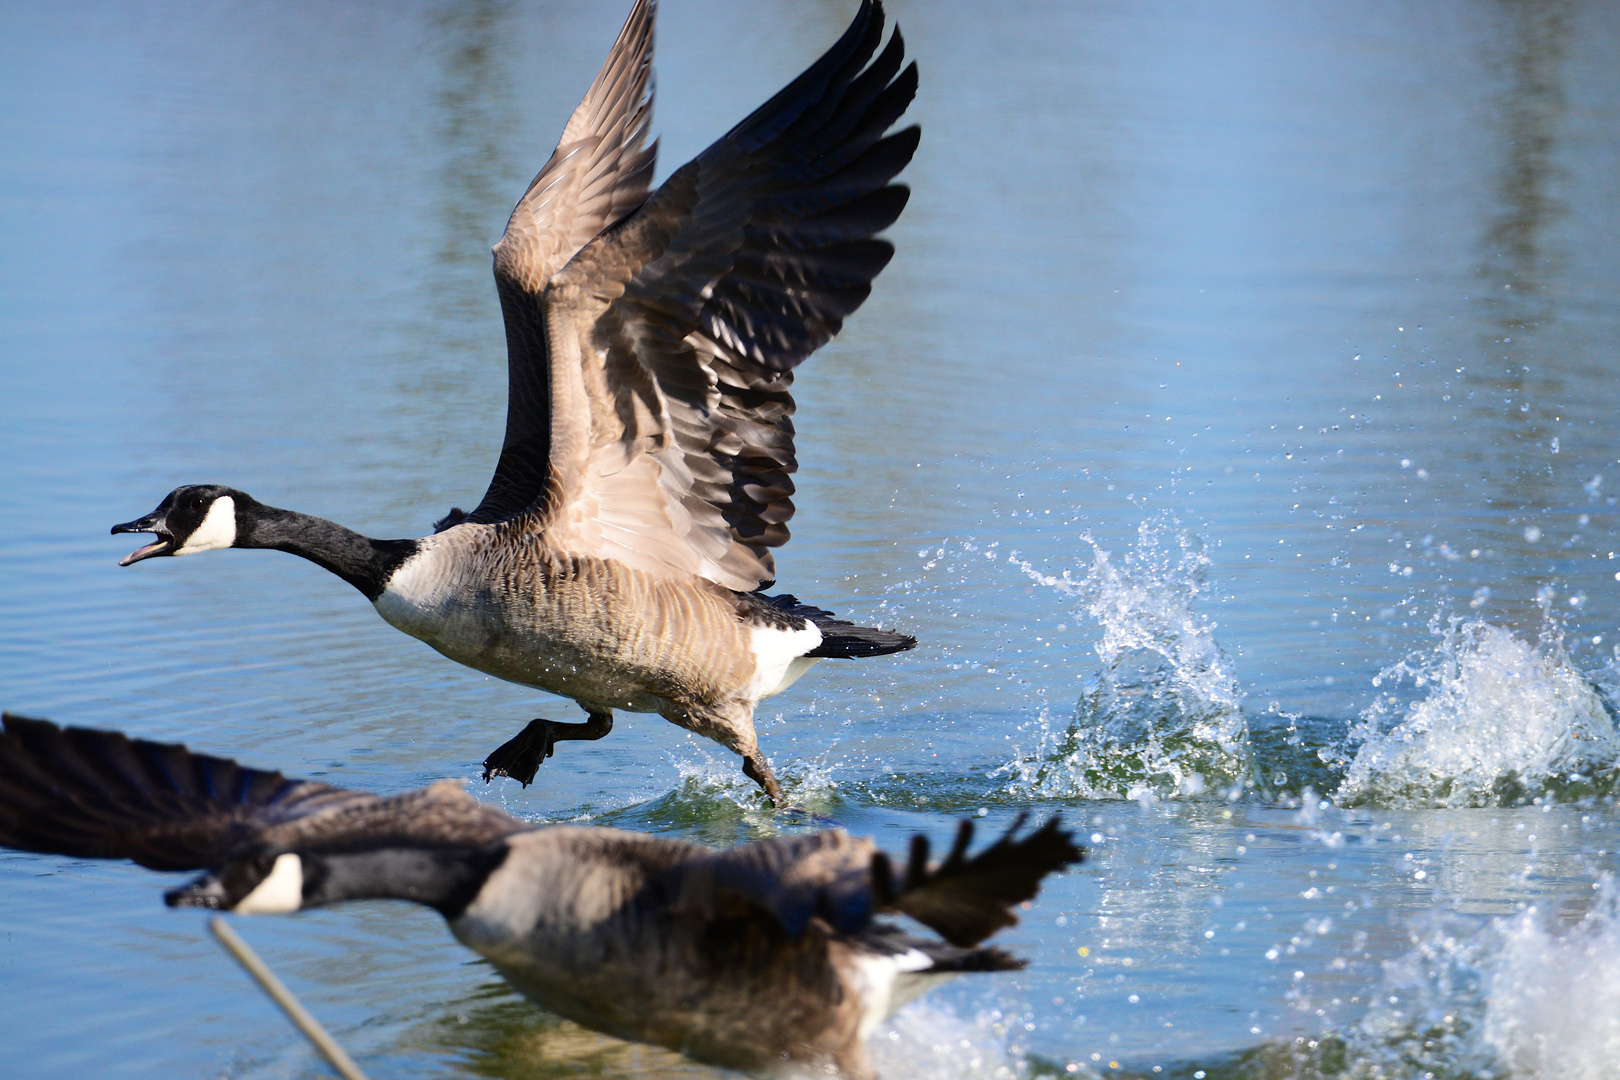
(0, 713), (307, 871)
(888, 815), (1084, 948)
(726, 0), (883, 153)
(903, 833), (930, 891)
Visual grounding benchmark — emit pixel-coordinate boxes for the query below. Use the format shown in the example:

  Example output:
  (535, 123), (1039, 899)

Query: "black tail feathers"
(765, 593), (917, 657)
(871, 814), (1083, 947)
(918, 941), (1026, 973)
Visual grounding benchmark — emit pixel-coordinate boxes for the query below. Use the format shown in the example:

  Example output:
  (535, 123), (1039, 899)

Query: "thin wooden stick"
(209, 916), (371, 1080)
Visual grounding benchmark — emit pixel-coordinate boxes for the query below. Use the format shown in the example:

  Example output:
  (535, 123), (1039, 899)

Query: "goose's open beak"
(111, 510), (173, 566)
(165, 872), (226, 909)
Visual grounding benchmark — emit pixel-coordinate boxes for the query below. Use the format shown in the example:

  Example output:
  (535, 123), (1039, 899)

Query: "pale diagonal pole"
(209, 916), (371, 1080)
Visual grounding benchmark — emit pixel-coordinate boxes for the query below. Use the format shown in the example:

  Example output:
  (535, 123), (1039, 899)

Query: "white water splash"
(1000, 517), (1249, 800)
(862, 1002), (1025, 1080)
(1337, 614), (1620, 808)
(664, 750), (841, 815)
(1342, 876), (1620, 1080)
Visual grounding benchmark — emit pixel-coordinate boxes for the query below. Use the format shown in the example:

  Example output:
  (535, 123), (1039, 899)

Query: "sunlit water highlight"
(990, 518), (1620, 1077)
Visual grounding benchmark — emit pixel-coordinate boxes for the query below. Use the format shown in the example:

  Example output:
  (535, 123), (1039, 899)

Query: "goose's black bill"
(110, 502), (173, 564)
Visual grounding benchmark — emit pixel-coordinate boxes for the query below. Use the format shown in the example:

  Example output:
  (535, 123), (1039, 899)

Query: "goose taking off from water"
(0, 715), (1081, 1078)
(111, 0), (918, 804)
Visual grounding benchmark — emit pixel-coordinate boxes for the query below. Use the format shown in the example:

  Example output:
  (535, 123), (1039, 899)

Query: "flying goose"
(110, 0), (918, 805)
(0, 714), (1080, 1077)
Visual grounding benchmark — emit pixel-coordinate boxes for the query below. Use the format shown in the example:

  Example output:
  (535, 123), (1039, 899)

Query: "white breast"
(372, 542), (456, 639)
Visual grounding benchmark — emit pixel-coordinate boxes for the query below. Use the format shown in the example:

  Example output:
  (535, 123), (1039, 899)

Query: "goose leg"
(742, 752), (785, 807)
(482, 710), (613, 786)
(661, 704), (785, 807)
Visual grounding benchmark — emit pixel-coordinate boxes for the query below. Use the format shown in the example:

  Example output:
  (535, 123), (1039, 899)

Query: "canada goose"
(110, 0), (918, 806)
(0, 714), (1080, 1077)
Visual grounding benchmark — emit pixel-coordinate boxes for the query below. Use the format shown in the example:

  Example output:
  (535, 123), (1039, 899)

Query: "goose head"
(111, 484), (244, 566)
(165, 848), (306, 914)
(165, 844), (509, 916)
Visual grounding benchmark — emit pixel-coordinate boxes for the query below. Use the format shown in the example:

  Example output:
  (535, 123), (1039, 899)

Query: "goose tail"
(763, 594), (918, 657)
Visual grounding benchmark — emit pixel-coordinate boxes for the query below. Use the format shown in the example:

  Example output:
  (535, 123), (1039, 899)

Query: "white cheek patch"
(233, 852), (304, 914)
(175, 495), (238, 556)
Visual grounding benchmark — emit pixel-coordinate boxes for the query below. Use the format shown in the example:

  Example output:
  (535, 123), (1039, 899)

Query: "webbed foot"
(483, 711), (613, 786)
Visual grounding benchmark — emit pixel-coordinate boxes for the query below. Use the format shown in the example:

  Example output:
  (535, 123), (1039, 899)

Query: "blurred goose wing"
(469, 0), (919, 592)
(0, 714), (526, 872)
(666, 815), (1083, 947)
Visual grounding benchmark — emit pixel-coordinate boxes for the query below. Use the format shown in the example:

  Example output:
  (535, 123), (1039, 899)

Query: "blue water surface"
(2, 3), (1618, 1078)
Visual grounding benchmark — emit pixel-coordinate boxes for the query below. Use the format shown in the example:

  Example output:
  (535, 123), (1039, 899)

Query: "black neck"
(302, 845), (510, 919)
(235, 501), (418, 601)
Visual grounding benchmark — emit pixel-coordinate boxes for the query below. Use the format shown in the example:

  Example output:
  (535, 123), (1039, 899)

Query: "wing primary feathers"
(691, 813), (1079, 953)
(722, 0), (881, 153)
(474, 0), (661, 525)
(0, 716), (532, 876)
(939, 816), (982, 873)
(0, 714), (348, 871)
(902, 832), (930, 892)
(486, 0), (919, 590)
(869, 848), (896, 906)
(886, 815), (1085, 948)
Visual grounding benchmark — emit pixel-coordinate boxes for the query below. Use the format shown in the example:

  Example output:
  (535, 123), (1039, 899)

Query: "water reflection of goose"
(109, 0), (918, 805)
(0, 715), (1079, 1078)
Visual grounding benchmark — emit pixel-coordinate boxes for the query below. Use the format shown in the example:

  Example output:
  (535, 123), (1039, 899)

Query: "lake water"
(2, 2), (1618, 1078)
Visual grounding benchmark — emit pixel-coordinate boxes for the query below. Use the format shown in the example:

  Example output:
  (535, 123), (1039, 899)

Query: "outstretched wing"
(480, 0), (660, 516)
(0, 714), (371, 871)
(872, 814), (1084, 946)
(471, 0), (919, 592)
(666, 816), (1083, 947)
(0, 715), (527, 873)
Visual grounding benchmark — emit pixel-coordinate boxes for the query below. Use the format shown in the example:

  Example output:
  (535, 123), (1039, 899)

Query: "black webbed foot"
(483, 719), (555, 785)
(482, 711), (614, 787)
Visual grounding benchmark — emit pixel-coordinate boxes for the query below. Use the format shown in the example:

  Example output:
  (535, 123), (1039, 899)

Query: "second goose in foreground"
(0, 715), (1081, 1078)
(111, 0), (919, 804)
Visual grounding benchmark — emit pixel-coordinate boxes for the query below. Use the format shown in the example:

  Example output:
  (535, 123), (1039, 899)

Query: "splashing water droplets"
(1338, 876), (1620, 1080)
(1336, 615), (1620, 807)
(1001, 517), (1250, 800)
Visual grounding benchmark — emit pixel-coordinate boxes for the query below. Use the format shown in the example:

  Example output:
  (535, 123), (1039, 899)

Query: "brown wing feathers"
(493, 0), (657, 294)
(688, 12), (917, 372)
(0, 713), (363, 871)
(475, 0), (660, 527)
(476, 1), (918, 594)
(675, 814), (1080, 951)
(0, 715), (528, 873)
(615, 6), (919, 585)
(871, 815), (1085, 947)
